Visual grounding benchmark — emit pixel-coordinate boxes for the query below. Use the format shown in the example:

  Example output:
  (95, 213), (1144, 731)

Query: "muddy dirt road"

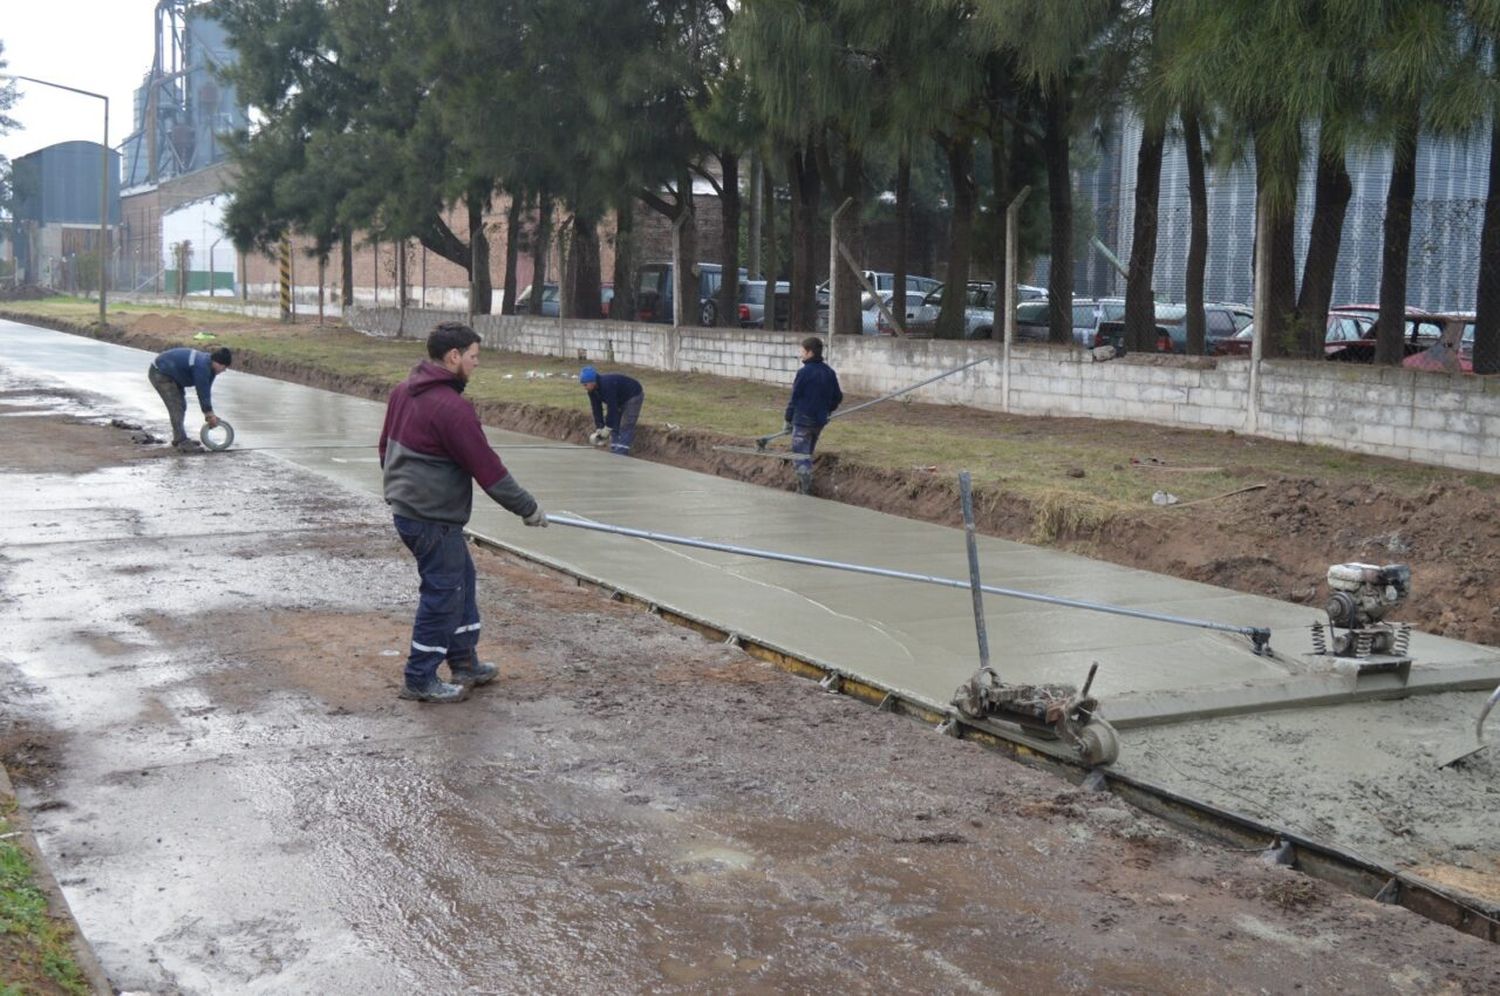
(2, 385), (1499, 992)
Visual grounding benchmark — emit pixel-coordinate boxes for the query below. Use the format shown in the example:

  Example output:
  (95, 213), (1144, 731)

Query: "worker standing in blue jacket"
(783, 336), (842, 495)
(148, 346), (232, 451)
(580, 366), (645, 455)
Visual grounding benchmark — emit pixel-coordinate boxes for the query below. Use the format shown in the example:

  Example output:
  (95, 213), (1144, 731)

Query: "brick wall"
(348, 304), (1500, 474)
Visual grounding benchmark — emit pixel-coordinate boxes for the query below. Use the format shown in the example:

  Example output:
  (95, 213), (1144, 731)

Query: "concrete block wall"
(348, 306), (1500, 475)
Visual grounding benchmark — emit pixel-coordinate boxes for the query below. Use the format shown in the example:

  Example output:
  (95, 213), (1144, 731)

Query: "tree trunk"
(1376, 111), (1419, 365)
(1474, 110), (1500, 375)
(501, 195), (522, 315)
(1124, 119), (1165, 353)
(747, 153), (762, 280)
(673, 165), (699, 326)
(529, 191), (552, 316)
(1294, 133), (1352, 359)
(1182, 109), (1208, 355)
(787, 147), (821, 332)
(1042, 85), (1073, 345)
(893, 149), (911, 325)
(611, 203), (636, 320)
(564, 212), (602, 319)
(717, 151), (742, 330)
(340, 228), (354, 307)
(1253, 132), (1299, 357)
(936, 134), (976, 340)
(763, 165), (780, 286)
(467, 190), (492, 316)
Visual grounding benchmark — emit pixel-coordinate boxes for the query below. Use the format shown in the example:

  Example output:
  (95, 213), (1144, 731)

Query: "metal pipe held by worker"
(756, 355), (994, 449)
(547, 513), (1272, 651)
(959, 471), (992, 675)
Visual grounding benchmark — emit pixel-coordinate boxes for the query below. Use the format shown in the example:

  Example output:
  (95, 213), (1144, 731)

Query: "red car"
(1331, 304), (1445, 356)
(1402, 313), (1474, 374)
(1219, 311), (1376, 361)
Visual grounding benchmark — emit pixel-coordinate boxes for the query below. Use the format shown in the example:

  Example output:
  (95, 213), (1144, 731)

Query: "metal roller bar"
(547, 514), (1272, 650)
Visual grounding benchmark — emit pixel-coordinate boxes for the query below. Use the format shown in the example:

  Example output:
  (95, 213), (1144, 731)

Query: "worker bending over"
(148, 346), (231, 452)
(580, 366), (645, 456)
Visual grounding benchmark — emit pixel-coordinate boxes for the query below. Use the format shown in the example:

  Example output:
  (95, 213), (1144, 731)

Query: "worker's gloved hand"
(782, 420), (793, 435)
(523, 506), (548, 527)
(205, 412), (220, 429)
(589, 428), (611, 447)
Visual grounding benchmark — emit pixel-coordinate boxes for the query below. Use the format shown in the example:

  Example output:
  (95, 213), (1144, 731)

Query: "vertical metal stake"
(959, 471), (991, 674)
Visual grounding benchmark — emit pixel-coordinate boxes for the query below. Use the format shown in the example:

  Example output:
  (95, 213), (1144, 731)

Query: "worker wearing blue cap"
(580, 366), (645, 455)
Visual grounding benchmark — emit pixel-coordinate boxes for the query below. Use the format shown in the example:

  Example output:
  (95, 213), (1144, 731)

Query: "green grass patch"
(0, 798), (90, 995)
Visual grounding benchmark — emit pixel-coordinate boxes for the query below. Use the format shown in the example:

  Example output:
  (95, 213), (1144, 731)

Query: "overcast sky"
(1, 1), (167, 163)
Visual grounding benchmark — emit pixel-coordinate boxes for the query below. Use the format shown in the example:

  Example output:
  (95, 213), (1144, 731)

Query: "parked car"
(817, 271), (942, 306)
(899, 281), (1003, 339)
(1072, 298), (1126, 345)
(1218, 311), (1377, 360)
(517, 281), (613, 319)
(1087, 302), (1252, 354)
(515, 282), (560, 317)
(1331, 304), (1444, 355)
(737, 280), (790, 329)
(1403, 312), (1474, 373)
(636, 262), (747, 326)
(1014, 299), (1053, 342)
(1154, 303), (1254, 354)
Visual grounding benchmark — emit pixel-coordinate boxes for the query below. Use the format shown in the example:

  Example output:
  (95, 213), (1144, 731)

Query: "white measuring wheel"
(200, 419), (235, 451)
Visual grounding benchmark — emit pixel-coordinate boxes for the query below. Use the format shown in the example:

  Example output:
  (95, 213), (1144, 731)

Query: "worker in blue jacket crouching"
(580, 366), (645, 455)
(783, 336), (842, 495)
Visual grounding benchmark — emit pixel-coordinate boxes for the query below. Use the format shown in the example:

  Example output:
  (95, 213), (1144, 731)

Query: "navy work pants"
(790, 423), (822, 473)
(611, 392), (644, 455)
(393, 514), (480, 687)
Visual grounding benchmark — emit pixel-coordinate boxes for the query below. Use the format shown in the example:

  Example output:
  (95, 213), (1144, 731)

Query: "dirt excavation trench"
(0, 379), (1498, 989)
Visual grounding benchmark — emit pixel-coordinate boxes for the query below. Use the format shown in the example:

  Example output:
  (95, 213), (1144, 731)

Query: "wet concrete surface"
(4, 320), (1500, 990)
(3, 321), (1495, 720)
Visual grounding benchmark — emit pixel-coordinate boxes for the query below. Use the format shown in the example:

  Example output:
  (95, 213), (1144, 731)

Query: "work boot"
(795, 468), (813, 495)
(447, 658), (498, 687)
(172, 438), (204, 453)
(398, 676), (469, 703)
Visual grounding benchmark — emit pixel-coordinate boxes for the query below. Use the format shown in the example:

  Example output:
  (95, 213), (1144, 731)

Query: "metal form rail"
(546, 514), (1273, 652)
(468, 525), (1499, 946)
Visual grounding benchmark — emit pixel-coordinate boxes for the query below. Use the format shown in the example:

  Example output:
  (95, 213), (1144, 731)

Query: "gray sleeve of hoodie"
(483, 472), (538, 518)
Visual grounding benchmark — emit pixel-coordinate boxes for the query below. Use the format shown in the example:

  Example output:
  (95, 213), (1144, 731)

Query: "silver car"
(737, 280), (790, 329)
(903, 281), (1003, 339)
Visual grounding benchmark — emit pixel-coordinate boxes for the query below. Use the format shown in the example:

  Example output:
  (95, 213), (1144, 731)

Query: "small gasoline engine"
(1312, 562), (1411, 659)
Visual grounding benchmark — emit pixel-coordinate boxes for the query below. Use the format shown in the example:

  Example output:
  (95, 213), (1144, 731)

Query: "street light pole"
(1, 74), (111, 326)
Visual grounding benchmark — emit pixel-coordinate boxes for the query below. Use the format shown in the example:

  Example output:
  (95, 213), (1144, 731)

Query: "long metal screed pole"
(546, 514), (1272, 649)
(958, 471), (992, 674)
(757, 355), (994, 447)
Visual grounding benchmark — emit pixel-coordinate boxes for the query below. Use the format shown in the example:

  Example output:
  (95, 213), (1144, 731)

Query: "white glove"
(523, 506), (548, 527)
(589, 428), (611, 447)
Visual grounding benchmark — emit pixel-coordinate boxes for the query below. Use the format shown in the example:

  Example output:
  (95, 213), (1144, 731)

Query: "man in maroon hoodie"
(379, 321), (549, 702)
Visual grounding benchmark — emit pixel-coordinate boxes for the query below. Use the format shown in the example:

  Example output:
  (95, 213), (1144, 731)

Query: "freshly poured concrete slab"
(4, 319), (1499, 727)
